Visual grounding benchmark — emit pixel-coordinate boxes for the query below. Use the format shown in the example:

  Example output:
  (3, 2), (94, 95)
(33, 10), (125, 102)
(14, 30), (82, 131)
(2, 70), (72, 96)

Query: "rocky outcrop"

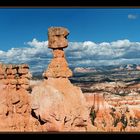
(85, 91), (140, 132)
(0, 63), (32, 131)
(31, 78), (95, 131)
(85, 93), (114, 131)
(31, 27), (95, 132)
(0, 63), (32, 89)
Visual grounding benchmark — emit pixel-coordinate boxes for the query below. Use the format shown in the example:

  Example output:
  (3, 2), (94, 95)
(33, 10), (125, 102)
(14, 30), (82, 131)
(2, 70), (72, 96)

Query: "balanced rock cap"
(48, 27), (69, 49)
(48, 27), (69, 36)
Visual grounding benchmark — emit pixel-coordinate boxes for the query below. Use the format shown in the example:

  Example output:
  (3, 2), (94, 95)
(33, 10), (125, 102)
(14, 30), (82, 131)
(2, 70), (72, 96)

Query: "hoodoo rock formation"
(31, 27), (95, 131)
(43, 27), (72, 78)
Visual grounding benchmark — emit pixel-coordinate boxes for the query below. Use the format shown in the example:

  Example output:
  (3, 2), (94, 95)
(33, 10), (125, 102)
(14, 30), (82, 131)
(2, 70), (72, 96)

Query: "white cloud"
(66, 39), (140, 67)
(1, 38), (140, 74)
(83, 41), (97, 48)
(27, 38), (48, 48)
(0, 38), (52, 73)
(111, 39), (131, 48)
(128, 14), (138, 19)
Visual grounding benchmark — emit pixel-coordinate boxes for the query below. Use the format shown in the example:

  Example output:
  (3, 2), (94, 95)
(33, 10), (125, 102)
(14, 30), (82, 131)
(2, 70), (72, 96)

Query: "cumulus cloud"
(27, 38), (48, 48)
(128, 14), (138, 19)
(1, 38), (140, 74)
(66, 39), (140, 67)
(0, 38), (52, 73)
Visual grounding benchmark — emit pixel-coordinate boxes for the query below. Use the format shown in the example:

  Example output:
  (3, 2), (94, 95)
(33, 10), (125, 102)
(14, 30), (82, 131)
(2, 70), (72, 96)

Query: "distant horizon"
(0, 8), (140, 73)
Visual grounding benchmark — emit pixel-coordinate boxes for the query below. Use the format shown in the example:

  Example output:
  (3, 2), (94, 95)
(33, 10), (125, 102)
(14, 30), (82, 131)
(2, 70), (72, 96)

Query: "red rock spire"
(43, 27), (72, 78)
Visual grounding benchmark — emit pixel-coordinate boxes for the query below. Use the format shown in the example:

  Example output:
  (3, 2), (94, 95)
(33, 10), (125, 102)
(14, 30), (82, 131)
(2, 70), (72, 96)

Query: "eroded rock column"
(43, 27), (72, 78)
(31, 27), (95, 132)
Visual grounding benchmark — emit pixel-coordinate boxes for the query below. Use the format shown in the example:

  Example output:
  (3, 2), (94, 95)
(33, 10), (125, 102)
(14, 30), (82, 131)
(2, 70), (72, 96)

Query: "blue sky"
(0, 8), (140, 73)
(0, 8), (140, 50)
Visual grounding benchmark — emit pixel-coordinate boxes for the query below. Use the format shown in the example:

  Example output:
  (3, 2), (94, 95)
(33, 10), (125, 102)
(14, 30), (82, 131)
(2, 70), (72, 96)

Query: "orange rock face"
(43, 57), (72, 78)
(85, 93), (114, 131)
(53, 49), (65, 58)
(84, 92), (140, 132)
(31, 78), (92, 131)
(0, 64), (32, 131)
(0, 64), (31, 89)
(48, 27), (69, 49)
